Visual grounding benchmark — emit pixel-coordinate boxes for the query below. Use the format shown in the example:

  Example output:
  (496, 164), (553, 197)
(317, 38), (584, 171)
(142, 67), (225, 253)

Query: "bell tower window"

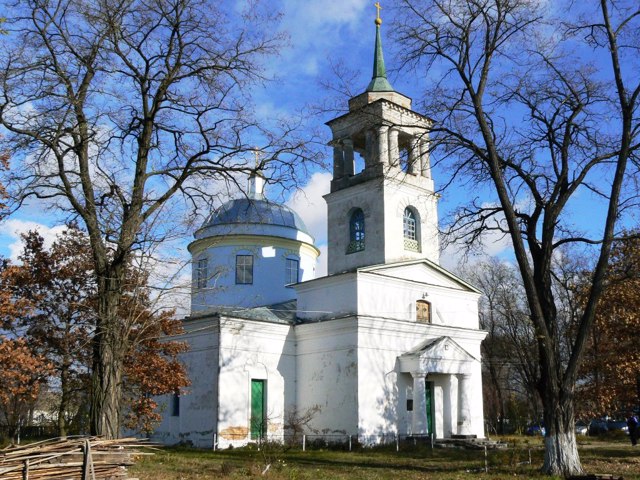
(403, 208), (420, 252)
(347, 208), (365, 253)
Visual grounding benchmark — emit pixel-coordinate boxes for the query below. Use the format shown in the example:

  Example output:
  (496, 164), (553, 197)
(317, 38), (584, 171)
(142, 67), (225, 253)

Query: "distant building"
(153, 12), (486, 448)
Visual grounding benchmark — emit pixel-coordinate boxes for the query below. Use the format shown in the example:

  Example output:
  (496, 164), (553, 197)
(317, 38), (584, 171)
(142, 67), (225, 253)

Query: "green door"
(425, 381), (434, 436)
(250, 380), (265, 439)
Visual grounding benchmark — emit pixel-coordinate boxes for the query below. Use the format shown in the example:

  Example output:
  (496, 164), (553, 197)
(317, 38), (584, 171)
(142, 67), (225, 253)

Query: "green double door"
(425, 381), (435, 436)
(250, 380), (266, 440)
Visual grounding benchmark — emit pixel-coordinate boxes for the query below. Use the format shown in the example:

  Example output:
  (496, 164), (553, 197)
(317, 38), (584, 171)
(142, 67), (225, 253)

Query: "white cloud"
(280, 0), (369, 47)
(0, 219), (69, 262)
(285, 171), (331, 279)
(266, 0), (372, 87)
(315, 243), (328, 278)
(286, 171), (331, 245)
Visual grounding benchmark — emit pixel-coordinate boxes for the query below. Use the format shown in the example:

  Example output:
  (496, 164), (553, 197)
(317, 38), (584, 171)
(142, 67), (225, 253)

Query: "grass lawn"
(130, 436), (640, 480)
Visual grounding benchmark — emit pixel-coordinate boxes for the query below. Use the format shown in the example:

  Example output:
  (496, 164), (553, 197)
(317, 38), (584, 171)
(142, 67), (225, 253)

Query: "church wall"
(381, 178), (439, 265)
(325, 179), (387, 275)
(294, 273), (358, 321)
(355, 316), (485, 439)
(356, 271), (480, 330)
(190, 238), (317, 312)
(152, 316), (220, 447)
(216, 318), (296, 448)
(295, 318), (359, 438)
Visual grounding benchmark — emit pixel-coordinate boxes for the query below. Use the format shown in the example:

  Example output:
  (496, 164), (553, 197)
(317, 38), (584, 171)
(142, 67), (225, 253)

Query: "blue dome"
(202, 198), (311, 235)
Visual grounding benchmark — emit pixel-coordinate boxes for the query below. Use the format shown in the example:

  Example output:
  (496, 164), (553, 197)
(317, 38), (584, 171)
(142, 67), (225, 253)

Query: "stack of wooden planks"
(0, 436), (153, 480)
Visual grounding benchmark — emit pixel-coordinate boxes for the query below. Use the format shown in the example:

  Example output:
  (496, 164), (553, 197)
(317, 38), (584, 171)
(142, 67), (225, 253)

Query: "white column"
(420, 141), (431, 178)
(388, 128), (399, 167)
(343, 138), (355, 176)
(409, 136), (420, 174)
(377, 125), (389, 165)
(332, 144), (344, 179)
(365, 129), (375, 168)
(457, 374), (472, 435)
(411, 372), (427, 435)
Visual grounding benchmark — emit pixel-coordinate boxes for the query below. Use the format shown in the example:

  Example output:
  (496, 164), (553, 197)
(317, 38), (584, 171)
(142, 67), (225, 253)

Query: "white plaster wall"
(468, 360), (485, 438)
(356, 269), (480, 329)
(216, 318), (295, 448)
(295, 318), (359, 437)
(381, 177), (439, 265)
(324, 175), (439, 275)
(294, 273), (358, 321)
(325, 179), (387, 275)
(152, 316), (220, 447)
(190, 237), (318, 311)
(355, 317), (486, 440)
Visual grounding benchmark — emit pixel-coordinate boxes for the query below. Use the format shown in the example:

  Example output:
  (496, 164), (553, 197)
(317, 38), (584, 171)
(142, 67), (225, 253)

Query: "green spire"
(366, 7), (394, 93)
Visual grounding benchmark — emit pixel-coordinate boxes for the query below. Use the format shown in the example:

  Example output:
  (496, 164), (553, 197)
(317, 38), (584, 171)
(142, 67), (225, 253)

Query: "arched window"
(416, 300), (431, 324)
(403, 207), (420, 252)
(348, 208), (365, 253)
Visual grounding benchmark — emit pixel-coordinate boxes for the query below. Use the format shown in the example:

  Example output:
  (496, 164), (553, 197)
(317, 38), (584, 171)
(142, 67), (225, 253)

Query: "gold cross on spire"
(374, 2), (382, 25)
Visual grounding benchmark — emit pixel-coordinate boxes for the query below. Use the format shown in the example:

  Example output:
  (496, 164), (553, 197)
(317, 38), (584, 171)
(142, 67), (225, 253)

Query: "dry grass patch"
(130, 437), (640, 480)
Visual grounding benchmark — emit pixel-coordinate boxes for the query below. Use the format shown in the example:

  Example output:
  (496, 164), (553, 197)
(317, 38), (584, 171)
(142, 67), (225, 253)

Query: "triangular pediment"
(359, 259), (481, 293)
(398, 336), (478, 375)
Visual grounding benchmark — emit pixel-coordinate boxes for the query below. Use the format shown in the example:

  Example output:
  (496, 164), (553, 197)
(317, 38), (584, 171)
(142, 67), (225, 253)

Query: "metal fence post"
(302, 434), (306, 452)
(484, 445), (488, 473)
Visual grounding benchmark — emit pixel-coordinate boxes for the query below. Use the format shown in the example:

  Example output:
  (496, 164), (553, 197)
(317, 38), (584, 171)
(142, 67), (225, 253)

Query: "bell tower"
(324, 7), (439, 276)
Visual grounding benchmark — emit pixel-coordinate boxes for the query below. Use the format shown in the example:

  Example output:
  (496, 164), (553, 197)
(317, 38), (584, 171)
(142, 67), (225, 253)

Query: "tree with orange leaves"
(0, 337), (52, 440)
(577, 232), (640, 417)
(0, 226), (190, 437)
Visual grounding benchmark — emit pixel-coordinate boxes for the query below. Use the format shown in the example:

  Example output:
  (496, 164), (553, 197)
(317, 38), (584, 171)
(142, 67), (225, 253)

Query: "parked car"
(575, 421), (588, 435)
(588, 418), (629, 435)
(606, 419), (628, 433)
(525, 423), (545, 436)
(588, 419), (609, 435)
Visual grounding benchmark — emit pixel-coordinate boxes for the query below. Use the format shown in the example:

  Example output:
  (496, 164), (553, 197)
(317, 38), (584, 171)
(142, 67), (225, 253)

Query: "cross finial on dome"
(248, 148), (266, 200)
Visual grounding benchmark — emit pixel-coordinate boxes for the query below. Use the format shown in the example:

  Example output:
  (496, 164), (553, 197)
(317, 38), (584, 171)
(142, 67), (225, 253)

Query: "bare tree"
(0, 0), (319, 438)
(461, 259), (539, 433)
(393, 0), (640, 474)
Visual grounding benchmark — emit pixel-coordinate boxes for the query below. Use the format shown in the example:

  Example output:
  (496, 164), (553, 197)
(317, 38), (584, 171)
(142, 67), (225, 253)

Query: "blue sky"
(0, 0), (627, 285)
(0, 0), (397, 270)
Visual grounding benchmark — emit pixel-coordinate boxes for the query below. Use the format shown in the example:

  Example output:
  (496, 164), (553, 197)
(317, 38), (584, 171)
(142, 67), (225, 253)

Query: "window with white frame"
(285, 258), (299, 284)
(196, 257), (208, 289)
(403, 207), (420, 252)
(236, 255), (254, 284)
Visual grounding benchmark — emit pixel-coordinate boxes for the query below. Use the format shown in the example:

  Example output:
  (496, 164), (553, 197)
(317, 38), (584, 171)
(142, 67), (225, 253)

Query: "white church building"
(153, 14), (487, 448)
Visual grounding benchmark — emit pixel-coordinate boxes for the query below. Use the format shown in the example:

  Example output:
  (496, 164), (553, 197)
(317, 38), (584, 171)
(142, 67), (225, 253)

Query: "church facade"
(153, 14), (486, 448)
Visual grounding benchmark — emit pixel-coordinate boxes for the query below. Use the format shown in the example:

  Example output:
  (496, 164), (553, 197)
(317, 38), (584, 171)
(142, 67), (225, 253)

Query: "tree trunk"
(58, 357), (70, 437)
(89, 266), (128, 438)
(543, 417), (581, 475)
(540, 376), (581, 475)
